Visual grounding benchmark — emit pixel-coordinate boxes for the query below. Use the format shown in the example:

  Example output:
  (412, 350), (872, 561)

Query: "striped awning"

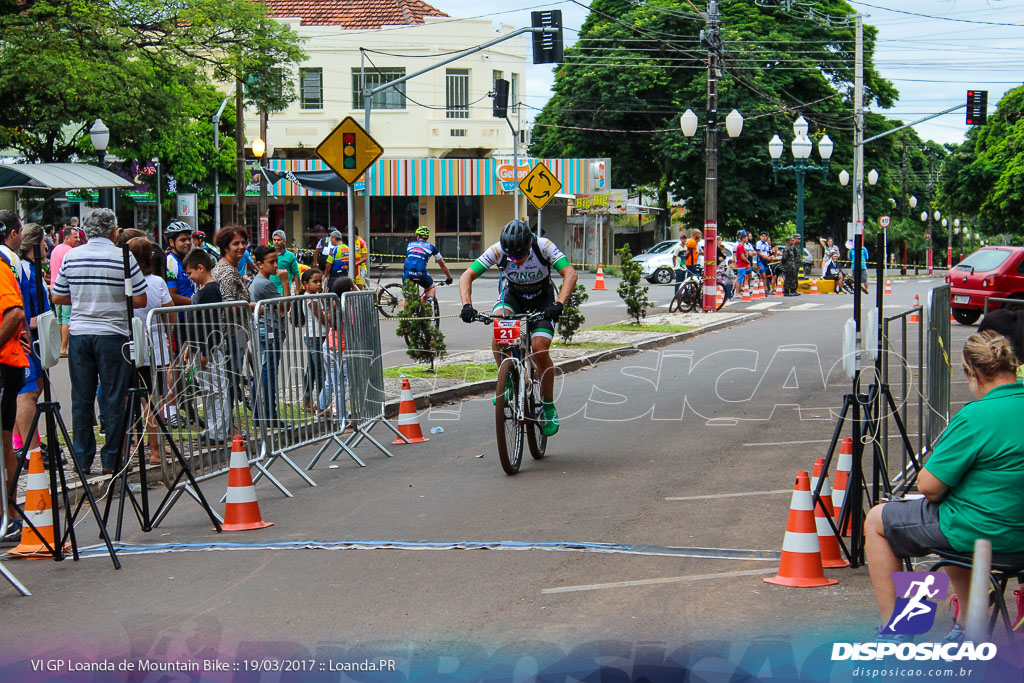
(262, 157), (610, 198)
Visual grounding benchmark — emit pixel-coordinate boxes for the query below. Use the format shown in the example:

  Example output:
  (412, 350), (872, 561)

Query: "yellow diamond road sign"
(519, 161), (562, 211)
(315, 116), (384, 185)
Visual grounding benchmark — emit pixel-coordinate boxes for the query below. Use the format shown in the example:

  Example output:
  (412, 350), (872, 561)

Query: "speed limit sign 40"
(879, 215), (891, 228)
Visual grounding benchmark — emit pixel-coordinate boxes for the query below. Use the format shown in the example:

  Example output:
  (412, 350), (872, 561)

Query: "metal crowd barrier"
(252, 293), (361, 480)
(983, 296), (1024, 315)
(144, 301), (293, 519)
(307, 290), (407, 469)
(925, 285), (952, 448)
(880, 304), (926, 478)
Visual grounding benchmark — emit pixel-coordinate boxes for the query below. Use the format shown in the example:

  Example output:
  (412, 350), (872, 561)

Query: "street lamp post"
(89, 118), (110, 209)
(680, 106), (744, 312)
(950, 218), (960, 267)
(768, 116), (833, 243)
(152, 156), (162, 245)
(251, 136), (270, 245)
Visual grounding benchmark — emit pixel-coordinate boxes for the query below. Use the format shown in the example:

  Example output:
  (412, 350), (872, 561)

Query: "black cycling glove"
(445, 277), (453, 286)
(460, 303), (477, 323)
(544, 301), (564, 322)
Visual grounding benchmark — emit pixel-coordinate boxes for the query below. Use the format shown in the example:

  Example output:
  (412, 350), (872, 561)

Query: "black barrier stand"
(6, 251), (120, 568)
(100, 246), (222, 539)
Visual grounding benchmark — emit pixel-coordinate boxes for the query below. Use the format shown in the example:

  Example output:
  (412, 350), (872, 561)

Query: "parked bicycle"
(669, 271), (725, 312)
(472, 310), (548, 475)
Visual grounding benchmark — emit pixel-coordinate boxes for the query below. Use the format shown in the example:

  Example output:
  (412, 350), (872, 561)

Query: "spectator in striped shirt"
(51, 209), (148, 476)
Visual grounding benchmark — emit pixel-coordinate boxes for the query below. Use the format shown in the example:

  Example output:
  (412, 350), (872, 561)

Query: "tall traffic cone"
(715, 284), (725, 309)
(592, 265), (607, 291)
(741, 282), (751, 302)
(776, 276), (784, 296)
(10, 447), (57, 557)
(885, 279), (893, 296)
(833, 437), (853, 536)
(221, 436), (273, 531)
(764, 471), (838, 587)
(909, 294), (921, 323)
(812, 458), (850, 568)
(810, 278), (820, 295)
(392, 378), (429, 444)
(755, 277), (765, 299)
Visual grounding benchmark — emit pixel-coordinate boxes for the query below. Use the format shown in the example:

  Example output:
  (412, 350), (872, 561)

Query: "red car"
(947, 246), (1024, 325)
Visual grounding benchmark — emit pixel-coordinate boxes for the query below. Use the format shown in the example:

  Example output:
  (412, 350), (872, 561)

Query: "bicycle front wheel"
(377, 283), (404, 318)
(525, 377), (547, 460)
(431, 297), (441, 329)
(495, 358), (524, 475)
(680, 280), (701, 312)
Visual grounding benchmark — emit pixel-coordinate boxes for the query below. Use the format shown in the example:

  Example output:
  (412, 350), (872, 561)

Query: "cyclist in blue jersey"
(164, 221), (195, 305)
(459, 220), (578, 436)
(404, 226), (453, 302)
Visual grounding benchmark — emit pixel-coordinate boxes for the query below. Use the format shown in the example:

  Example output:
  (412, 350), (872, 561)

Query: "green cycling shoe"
(492, 375), (514, 405)
(540, 401), (559, 436)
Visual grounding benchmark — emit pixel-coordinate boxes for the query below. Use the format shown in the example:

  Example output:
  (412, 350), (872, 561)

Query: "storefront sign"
(495, 159), (531, 192)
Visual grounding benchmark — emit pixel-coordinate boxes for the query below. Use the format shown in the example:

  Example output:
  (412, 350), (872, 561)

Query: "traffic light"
(493, 78), (509, 118)
(531, 10), (564, 64)
(966, 90), (987, 126)
(342, 132), (356, 170)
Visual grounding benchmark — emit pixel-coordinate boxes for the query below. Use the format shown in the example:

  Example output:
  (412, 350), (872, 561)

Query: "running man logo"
(883, 571), (950, 635)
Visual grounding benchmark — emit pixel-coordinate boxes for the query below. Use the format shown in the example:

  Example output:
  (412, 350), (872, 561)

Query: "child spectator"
(128, 238), (172, 464)
(183, 248), (231, 445)
(249, 245), (284, 424)
(299, 269), (327, 414)
(320, 277), (354, 421)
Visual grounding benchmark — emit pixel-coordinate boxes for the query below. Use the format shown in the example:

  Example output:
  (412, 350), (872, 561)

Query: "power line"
(849, 1), (1024, 28)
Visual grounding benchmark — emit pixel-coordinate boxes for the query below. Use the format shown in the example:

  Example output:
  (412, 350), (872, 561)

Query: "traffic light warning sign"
(316, 116), (383, 185)
(519, 161), (562, 211)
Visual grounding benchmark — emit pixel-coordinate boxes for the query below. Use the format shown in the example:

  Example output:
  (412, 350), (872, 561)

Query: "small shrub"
(615, 244), (654, 325)
(396, 281), (446, 370)
(557, 284), (589, 344)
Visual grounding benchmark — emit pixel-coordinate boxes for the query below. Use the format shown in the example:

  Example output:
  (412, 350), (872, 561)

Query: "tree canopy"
(530, 0), (942, 242)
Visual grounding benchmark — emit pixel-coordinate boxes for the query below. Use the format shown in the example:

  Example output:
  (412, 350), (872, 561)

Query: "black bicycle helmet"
(500, 220), (533, 257)
(165, 220), (193, 239)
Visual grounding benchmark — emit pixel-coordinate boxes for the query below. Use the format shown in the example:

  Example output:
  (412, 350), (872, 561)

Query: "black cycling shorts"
(492, 283), (555, 339)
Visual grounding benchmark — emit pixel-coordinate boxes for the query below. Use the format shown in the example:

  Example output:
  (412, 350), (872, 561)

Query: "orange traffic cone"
(776, 276), (784, 296)
(833, 437), (853, 536)
(221, 436), (273, 531)
(812, 458), (850, 568)
(741, 282), (751, 302)
(885, 279), (893, 296)
(755, 277), (764, 299)
(392, 378), (429, 444)
(715, 284), (724, 309)
(909, 295), (921, 323)
(10, 447), (57, 557)
(764, 471), (838, 587)
(592, 265), (607, 291)
(810, 278), (820, 295)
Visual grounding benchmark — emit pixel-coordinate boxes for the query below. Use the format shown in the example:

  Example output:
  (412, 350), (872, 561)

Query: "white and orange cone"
(221, 436), (273, 531)
(776, 276), (784, 296)
(755, 277), (765, 299)
(715, 284), (725, 309)
(885, 279), (893, 296)
(592, 265), (607, 291)
(812, 458), (850, 568)
(10, 447), (57, 558)
(764, 471), (838, 587)
(909, 294), (921, 323)
(741, 282), (751, 302)
(833, 437), (854, 536)
(811, 278), (820, 295)
(392, 378), (429, 444)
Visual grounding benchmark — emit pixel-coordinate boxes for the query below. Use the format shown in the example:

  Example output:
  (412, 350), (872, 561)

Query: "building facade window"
(299, 68), (323, 110)
(435, 195), (482, 260)
(368, 196), (421, 258)
(492, 69), (503, 90)
(510, 72), (519, 113)
(446, 68), (470, 119)
(352, 68), (406, 109)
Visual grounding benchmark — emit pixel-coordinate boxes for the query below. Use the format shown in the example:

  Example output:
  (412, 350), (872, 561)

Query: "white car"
(632, 239), (737, 284)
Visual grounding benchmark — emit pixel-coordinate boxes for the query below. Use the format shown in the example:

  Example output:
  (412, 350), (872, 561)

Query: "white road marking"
(748, 301), (782, 310)
(789, 303), (824, 310)
(742, 436), (904, 447)
(542, 568), (775, 594)
(664, 489), (792, 501)
(580, 300), (618, 308)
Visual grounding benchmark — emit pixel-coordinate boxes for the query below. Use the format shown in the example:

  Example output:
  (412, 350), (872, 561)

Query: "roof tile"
(262, 0), (448, 28)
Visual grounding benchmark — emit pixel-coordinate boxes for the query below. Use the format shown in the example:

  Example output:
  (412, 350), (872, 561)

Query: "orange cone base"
(822, 556), (850, 569)
(221, 519), (274, 532)
(392, 428), (428, 445)
(764, 573), (838, 588)
(8, 541), (66, 559)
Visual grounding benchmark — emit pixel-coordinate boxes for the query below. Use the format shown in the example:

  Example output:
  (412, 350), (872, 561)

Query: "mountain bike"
(375, 266), (443, 330)
(472, 311), (548, 475)
(670, 272), (726, 312)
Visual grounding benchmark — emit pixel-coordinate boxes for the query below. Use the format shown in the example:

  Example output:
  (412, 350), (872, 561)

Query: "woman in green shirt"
(866, 330), (1024, 643)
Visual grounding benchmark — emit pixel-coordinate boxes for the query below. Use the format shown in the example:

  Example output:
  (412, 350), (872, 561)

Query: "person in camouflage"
(782, 234), (802, 297)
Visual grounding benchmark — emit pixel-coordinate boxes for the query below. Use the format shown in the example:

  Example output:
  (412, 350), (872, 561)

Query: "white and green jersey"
(471, 237), (571, 297)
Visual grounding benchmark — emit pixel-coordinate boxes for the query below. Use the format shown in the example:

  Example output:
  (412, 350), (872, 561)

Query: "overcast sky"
(433, 0), (1024, 146)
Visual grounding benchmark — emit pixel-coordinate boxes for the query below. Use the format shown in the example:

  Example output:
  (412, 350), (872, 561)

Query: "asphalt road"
(2, 276), (979, 675)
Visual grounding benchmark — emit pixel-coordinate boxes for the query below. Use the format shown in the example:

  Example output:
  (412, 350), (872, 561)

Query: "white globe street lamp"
(680, 109), (698, 138)
(725, 109), (744, 138)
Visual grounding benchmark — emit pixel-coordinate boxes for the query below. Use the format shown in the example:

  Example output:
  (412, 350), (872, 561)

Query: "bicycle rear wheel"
(431, 297), (441, 329)
(525, 376), (547, 460)
(495, 358), (524, 475)
(376, 283), (404, 318)
(680, 280), (701, 312)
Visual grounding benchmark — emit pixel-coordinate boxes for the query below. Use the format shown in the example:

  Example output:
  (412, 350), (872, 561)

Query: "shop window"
(299, 68), (323, 110)
(352, 68), (406, 110)
(435, 196), (482, 260)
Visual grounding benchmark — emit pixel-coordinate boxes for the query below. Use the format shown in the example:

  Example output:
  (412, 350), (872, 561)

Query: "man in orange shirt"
(0, 210), (29, 540)
(685, 229), (703, 278)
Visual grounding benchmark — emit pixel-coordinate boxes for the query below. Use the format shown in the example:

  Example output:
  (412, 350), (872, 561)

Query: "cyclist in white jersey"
(459, 220), (578, 436)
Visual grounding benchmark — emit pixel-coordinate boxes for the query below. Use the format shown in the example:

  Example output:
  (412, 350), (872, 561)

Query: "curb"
(384, 312), (761, 417)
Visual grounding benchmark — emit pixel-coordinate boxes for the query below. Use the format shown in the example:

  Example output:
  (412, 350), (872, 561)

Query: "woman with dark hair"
(211, 225), (251, 303)
(865, 330), (1024, 644)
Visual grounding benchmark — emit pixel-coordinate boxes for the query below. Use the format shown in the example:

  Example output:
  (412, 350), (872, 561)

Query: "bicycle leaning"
(471, 310), (548, 475)
(669, 270), (726, 312)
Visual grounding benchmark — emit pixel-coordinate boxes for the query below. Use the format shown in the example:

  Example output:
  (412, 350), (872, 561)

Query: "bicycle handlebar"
(472, 311), (547, 324)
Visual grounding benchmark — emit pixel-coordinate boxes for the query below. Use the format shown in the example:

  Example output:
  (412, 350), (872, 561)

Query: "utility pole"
(234, 79), (246, 228)
(701, 1), (721, 313)
(900, 134), (908, 218)
(926, 152), (934, 275)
